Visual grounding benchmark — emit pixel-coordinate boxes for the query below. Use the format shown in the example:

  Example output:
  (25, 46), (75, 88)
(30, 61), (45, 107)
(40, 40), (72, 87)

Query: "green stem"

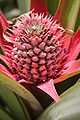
(60, 0), (80, 31)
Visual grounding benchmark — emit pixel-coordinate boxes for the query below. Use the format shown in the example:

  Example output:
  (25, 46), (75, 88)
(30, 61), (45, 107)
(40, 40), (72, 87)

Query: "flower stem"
(37, 79), (60, 102)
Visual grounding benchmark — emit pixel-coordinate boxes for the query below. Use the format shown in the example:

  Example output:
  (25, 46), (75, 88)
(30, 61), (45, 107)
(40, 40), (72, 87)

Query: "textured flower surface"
(2, 12), (66, 84)
(0, 0), (80, 102)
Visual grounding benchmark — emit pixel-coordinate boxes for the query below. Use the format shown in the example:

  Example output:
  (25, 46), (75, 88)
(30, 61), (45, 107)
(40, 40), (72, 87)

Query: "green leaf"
(46, 0), (60, 16)
(46, 0), (79, 30)
(0, 72), (43, 117)
(74, 9), (80, 32)
(38, 79), (80, 120)
(0, 85), (30, 120)
(59, 0), (80, 30)
(16, 95), (31, 120)
(0, 107), (14, 120)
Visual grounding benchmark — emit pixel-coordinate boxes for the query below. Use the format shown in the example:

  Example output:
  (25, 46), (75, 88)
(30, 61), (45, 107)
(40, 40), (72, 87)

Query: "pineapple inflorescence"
(3, 12), (65, 84)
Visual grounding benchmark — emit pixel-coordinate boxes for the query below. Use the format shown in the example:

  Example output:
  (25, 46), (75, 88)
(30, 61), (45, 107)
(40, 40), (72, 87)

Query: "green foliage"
(47, 0), (80, 31)
(0, 72), (43, 118)
(0, 85), (30, 120)
(0, 0), (7, 11)
(0, 108), (14, 120)
(46, 0), (60, 16)
(74, 10), (80, 32)
(59, 0), (80, 30)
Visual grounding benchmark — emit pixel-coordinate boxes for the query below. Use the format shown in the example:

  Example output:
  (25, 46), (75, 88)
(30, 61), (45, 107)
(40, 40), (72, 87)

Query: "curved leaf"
(38, 79), (80, 120)
(54, 70), (80, 84)
(54, 59), (80, 83)
(0, 11), (9, 30)
(16, 95), (31, 120)
(0, 72), (43, 117)
(0, 107), (14, 120)
(0, 11), (9, 52)
(0, 85), (31, 120)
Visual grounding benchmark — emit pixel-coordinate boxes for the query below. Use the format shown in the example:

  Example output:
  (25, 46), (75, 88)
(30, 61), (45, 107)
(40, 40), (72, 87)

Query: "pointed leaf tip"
(53, 0), (62, 22)
(37, 79), (60, 102)
(0, 11), (9, 52)
(0, 11), (9, 30)
(67, 29), (80, 61)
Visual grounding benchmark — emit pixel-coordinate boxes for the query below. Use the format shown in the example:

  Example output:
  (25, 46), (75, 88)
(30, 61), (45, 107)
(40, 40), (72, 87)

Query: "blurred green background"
(0, 0), (30, 19)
